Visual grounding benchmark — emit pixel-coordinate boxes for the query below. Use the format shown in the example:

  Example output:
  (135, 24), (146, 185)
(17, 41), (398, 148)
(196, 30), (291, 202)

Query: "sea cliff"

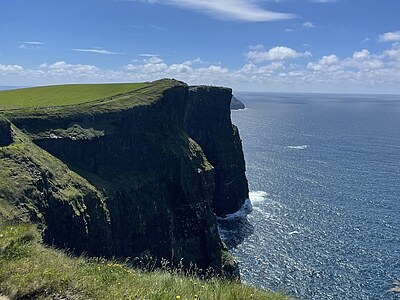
(0, 79), (249, 276)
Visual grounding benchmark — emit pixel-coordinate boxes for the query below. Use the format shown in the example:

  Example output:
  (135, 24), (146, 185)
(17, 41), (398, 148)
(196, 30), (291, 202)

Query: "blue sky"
(1, 0), (400, 93)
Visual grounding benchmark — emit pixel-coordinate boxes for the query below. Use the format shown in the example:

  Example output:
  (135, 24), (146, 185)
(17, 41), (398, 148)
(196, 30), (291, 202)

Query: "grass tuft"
(0, 224), (290, 300)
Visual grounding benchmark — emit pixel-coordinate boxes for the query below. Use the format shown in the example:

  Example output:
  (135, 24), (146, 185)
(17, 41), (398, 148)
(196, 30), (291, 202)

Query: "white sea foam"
(217, 190), (269, 247)
(287, 145), (308, 150)
(217, 197), (256, 248)
(217, 199), (252, 221)
(218, 191), (269, 222)
(288, 231), (300, 235)
(249, 191), (268, 204)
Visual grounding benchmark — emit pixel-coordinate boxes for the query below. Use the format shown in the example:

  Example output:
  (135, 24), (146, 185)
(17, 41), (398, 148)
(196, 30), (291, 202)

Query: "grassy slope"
(0, 83), (148, 109)
(2, 79), (182, 122)
(0, 224), (289, 300)
(0, 124), (109, 224)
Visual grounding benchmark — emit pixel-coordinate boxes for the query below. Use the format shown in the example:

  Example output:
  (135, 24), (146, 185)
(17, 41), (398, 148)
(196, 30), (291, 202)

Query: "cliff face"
(183, 87), (249, 215)
(0, 116), (12, 146)
(0, 79), (248, 275)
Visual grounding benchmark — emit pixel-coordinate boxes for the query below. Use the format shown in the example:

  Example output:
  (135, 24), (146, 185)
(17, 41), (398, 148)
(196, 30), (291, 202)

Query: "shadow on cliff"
(217, 200), (254, 249)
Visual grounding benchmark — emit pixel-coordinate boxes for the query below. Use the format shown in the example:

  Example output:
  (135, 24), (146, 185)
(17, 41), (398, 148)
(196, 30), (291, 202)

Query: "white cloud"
(379, 31), (400, 43)
(129, 0), (295, 22)
(125, 56), (168, 73)
(342, 50), (384, 70)
(240, 61), (284, 75)
(18, 41), (45, 50)
(144, 56), (164, 64)
(246, 46), (311, 62)
(39, 61), (101, 78)
(72, 48), (125, 55)
(302, 21), (315, 29)
(307, 54), (341, 71)
(352, 49), (370, 60)
(139, 53), (160, 57)
(20, 41), (45, 45)
(384, 43), (400, 62)
(0, 64), (24, 74)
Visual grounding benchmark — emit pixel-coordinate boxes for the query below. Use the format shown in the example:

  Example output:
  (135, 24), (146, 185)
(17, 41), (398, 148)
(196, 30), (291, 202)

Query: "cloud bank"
(3, 31), (400, 93)
(2, 41), (400, 93)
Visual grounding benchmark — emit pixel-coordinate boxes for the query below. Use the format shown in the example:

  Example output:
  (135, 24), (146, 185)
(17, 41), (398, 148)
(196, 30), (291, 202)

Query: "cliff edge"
(0, 79), (249, 276)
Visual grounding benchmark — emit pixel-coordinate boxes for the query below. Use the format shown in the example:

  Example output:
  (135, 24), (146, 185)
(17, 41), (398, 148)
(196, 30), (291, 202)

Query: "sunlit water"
(223, 93), (400, 300)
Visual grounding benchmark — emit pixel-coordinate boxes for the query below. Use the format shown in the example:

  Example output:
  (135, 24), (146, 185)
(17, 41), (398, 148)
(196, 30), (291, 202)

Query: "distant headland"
(230, 96), (246, 110)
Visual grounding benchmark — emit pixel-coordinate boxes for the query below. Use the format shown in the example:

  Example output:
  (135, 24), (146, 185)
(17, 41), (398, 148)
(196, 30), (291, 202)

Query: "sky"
(1, 0), (400, 93)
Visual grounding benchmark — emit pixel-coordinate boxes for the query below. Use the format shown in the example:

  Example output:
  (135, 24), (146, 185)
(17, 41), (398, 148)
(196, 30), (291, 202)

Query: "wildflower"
(176, 296), (181, 299)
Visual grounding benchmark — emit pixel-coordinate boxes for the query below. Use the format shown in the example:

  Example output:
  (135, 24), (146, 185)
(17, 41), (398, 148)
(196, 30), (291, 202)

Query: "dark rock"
(230, 96), (245, 110)
(184, 86), (249, 215)
(0, 116), (12, 147)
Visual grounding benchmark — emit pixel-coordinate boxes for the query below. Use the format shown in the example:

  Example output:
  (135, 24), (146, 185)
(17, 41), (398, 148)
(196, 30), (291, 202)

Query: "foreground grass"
(0, 224), (289, 300)
(0, 83), (148, 109)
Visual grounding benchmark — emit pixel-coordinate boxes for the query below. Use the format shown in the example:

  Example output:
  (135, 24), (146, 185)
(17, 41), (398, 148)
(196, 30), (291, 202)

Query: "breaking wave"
(249, 191), (268, 205)
(287, 145), (308, 150)
(217, 191), (269, 248)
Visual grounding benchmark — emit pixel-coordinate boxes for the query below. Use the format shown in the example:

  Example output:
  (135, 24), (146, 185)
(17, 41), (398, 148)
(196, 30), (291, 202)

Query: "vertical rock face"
(183, 87), (249, 215)
(1, 80), (249, 275)
(0, 116), (12, 147)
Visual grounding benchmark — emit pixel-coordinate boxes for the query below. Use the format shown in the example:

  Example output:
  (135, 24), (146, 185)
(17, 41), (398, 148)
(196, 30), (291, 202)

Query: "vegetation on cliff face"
(0, 224), (289, 300)
(0, 79), (249, 284)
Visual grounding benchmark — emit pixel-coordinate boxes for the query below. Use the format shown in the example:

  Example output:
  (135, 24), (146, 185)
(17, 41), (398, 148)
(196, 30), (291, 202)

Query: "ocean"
(221, 93), (400, 300)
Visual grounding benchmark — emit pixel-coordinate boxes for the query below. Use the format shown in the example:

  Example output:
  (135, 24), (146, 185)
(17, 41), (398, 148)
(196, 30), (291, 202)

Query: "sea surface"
(221, 93), (400, 300)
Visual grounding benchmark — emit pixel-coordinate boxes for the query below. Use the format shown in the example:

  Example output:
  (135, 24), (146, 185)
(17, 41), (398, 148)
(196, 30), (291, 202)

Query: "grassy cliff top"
(0, 79), (186, 121)
(0, 83), (149, 109)
(0, 83), (148, 109)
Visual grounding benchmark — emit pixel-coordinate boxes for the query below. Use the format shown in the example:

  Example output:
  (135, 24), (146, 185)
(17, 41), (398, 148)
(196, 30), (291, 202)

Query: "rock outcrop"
(0, 116), (12, 147)
(0, 79), (249, 276)
(230, 96), (245, 110)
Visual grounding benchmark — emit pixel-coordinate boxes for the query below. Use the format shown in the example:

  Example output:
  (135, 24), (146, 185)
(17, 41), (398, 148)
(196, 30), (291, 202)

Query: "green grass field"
(0, 83), (148, 109)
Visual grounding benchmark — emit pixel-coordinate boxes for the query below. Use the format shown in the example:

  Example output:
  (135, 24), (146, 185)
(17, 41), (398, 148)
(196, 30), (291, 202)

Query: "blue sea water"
(227, 93), (400, 300)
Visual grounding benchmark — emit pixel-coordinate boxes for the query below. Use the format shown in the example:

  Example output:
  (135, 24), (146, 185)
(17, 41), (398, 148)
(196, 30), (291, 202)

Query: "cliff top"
(0, 79), (187, 120)
(0, 82), (149, 109)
